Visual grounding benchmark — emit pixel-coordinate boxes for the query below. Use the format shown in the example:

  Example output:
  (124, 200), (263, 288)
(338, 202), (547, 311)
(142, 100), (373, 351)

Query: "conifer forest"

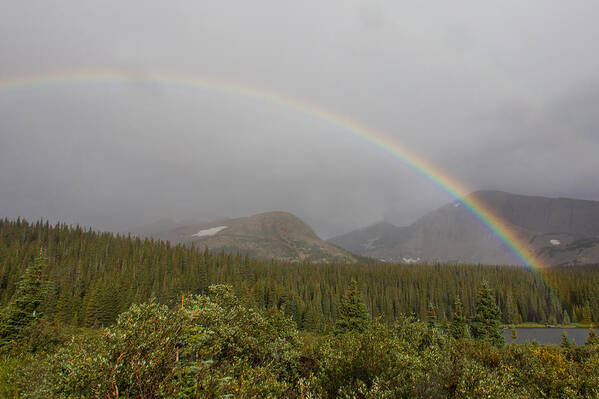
(1, 218), (599, 398)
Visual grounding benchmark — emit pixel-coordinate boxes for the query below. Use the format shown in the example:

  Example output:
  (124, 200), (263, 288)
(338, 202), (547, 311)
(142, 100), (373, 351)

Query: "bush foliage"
(1, 285), (597, 398)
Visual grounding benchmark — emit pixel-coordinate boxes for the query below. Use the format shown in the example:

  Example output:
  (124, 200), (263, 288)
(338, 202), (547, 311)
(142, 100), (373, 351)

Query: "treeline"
(0, 218), (598, 330)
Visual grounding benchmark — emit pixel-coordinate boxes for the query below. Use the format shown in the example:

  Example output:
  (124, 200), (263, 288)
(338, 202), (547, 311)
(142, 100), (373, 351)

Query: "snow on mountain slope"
(192, 226), (228, 238)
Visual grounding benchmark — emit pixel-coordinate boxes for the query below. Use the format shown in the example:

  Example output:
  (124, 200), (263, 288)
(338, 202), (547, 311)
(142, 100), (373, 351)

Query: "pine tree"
(14, 249), (48, 319)
(427, 302), (437, 328)
(582, 301), (593, 326)
(471, 281), (504, 347)
(561, 332), (571, 349)
(84, 284), (103, 327)
(449, 296), (469, 339)
(55, 291), (73, 324)
(334, 280), (370, 334)
(505, 290), (516, 324)
(586, 327), (599, 346)
(0, 249), (49, 347)
(563, 311), (571, 326)
(302, 306), (316, 331)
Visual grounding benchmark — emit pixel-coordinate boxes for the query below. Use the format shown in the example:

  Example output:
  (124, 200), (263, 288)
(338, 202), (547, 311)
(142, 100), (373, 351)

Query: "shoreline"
(501, 323), (594, 329)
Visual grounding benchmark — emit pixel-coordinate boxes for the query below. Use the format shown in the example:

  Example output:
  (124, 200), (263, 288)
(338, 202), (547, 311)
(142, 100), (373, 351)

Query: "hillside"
(134, 211), (356, 263)
(330, 191), (599, 266)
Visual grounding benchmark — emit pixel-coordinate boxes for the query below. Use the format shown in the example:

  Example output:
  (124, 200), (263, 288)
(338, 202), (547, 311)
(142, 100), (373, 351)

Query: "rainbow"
(0, 69), (546, 273)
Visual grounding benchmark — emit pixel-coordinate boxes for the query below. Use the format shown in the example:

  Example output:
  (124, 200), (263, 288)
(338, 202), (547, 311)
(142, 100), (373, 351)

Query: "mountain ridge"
(329, 190), (599, 266)
(133, 211), (356, 263)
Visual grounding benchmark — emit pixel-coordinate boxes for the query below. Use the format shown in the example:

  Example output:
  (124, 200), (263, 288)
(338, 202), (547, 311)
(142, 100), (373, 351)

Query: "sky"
(1, 1), (599, 238)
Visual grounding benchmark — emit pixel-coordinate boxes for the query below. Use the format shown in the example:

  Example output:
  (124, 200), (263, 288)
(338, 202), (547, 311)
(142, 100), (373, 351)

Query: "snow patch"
(402, 257), (421, 264)
(550, 239), (561, 246)
(192, 226), (228, 238)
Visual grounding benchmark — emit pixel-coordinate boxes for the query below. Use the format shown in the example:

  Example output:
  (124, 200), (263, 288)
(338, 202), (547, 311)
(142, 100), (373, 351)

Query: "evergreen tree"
(471, 281), (504, 347)
(302, 306), (316, 331)
(449, 296), (469, 339)
(560, 332), (571, 349)
(563, 311), (571, 326)
(426, 302), (437, 328)
(83, 284), (102, 327)
(504, 290), (516, 324)
(0, 249), (49, 347)
(54, 291), (70, 324)
(582, 301), (593, 326)
(334, 280), (370, 334)
(586, 327), (599, 346)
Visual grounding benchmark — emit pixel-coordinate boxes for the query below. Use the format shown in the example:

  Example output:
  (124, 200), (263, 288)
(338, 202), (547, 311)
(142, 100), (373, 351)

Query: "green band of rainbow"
(0, 69), (545, 273)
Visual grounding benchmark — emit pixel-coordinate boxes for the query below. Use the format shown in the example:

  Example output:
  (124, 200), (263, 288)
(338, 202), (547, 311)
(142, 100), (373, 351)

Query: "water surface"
(502, 328), (591, 345)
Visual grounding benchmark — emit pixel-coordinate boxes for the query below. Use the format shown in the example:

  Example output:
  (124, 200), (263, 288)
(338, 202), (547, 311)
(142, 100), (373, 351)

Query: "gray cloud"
(1, 0), (599, 238)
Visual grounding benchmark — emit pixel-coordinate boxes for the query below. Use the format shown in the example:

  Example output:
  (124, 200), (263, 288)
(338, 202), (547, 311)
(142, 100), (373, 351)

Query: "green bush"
(26, 301), (185, 398)
(165, 285), (301, 398)
(7, 285), (599, 399)
(314, 318), (451, 398)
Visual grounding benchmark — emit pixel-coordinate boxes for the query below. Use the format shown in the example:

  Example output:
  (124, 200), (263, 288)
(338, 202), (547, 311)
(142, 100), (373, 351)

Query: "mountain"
(134, 211), (356, 263)
(329, 191), (599, 266)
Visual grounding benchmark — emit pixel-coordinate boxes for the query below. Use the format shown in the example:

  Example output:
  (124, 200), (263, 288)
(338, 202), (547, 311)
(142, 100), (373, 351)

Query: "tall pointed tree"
(561, 332), (572, 349)
(334, 280), (370, 334)
(427, 302), (437, 328)
(471, 281), (504, 347)
(582, 301), (593, 326)
(449, 295), (469, 339)
(0, 249), (49, 347)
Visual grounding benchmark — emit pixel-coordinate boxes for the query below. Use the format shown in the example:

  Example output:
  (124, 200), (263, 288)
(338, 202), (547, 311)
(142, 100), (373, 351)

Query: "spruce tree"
(0, 249), (49, 347)
(563, 311), (571, 326)
(334, 280), (370, 334)
(55, 291), (72, 324)
(560, 332), (571, 349)
(582, 301), (593, 326)
(427, 302), (437, 328)
(586, 327), (599, 346)
(449, 296), (469, 339)
(84, 284), (102, 327)
(471, 281), (504, 347)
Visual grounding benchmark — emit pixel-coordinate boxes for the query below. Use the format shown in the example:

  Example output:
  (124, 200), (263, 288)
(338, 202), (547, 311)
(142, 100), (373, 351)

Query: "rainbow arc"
(0, 69), (546, 274)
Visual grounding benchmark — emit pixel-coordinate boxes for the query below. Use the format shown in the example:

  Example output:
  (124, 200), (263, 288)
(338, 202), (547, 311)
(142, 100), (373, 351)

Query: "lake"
(502, 328), (592, 345)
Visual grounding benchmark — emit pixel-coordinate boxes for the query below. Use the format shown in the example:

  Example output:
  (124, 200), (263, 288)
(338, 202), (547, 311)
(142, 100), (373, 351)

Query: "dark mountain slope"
(329, 191), (599, 266)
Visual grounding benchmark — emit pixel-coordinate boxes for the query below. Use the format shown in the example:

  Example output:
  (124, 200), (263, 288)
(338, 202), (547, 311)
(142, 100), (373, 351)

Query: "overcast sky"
(1, 1), (599, 238)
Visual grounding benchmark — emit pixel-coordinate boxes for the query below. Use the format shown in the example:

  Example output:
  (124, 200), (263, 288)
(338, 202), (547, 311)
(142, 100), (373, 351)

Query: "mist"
(1, 1), (599, 238)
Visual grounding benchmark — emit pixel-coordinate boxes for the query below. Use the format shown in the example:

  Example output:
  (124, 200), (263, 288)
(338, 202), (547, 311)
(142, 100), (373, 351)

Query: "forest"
(1, 218), (599, 398)
(1, 218), (598, 329)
